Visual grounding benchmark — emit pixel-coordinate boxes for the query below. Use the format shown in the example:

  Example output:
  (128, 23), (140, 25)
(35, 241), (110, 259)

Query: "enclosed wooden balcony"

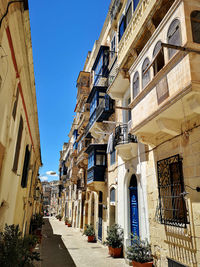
(85, 144), (107, 191)
(128, 0), (200, 146)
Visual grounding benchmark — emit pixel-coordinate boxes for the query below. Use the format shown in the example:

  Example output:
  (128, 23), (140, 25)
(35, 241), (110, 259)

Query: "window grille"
(157, 154), (188, 228)
(167, 19), (181, 59)
(191, 11), (200, 44)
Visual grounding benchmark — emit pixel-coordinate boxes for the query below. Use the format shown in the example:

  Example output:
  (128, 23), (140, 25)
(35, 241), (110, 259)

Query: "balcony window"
(133, 0), (140, 11)
(90, 92), (98, 116)
(110, 188), (115, 203)
(21, 145), (30, 188)
(191, 11), (200, 44)
(153, 41), (165, 76)
(157, 154), (188, 228)
(110, 149), (116, 165)
(96, 150), (106, 166)
(142, 58), (150, 88)
(126, 1), (132, 26)
(167, 19), (181, 59)
(119, 15), (126, 41)
(88, 151), (94, 169)
(132, 71), (139, 99)
(111, 35), (116, 59)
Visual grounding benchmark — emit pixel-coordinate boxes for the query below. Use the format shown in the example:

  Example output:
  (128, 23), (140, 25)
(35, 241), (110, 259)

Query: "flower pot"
(67, 223), (72, 227)
(108, 246), (113, 255)
(65, 222), (68, 225)
(59, 218), (61, 221)
(132, 261), (153, 267)
(88, 235), (95, 242)
(111, 247), (122, 258)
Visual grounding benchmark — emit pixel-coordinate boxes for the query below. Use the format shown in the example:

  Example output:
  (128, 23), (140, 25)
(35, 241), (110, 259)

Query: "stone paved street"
(37, 217), (129, 267)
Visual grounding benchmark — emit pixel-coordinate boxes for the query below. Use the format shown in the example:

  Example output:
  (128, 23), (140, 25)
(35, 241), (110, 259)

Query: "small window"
(191, 11), (200, 44)
(128, 97), (131, 121)
(110, 188), (115, 203)
(21, 145), (31, 188)
(142, 58), (150, 88)
(99, 191), (103, 203)
(110, 149), (116, 165)
(96, 154), (106, 166)
(111, 35), (116, 59)
(167, 19), (181, 59)
(132, 71), (139, 98)
(153, 41), (165, 76)
(126, 2), (132, 26)
(133, 0), (140, 11)
(157, 154), (188, 227)
(119, 16), (126, 41)
(12, 87), (19, 120)
(12, 116), (23, 173)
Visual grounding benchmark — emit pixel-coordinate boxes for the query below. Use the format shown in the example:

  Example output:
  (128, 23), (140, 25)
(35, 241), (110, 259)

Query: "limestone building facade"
(59, 0), (200, 266)
(0, 0), (42, 234)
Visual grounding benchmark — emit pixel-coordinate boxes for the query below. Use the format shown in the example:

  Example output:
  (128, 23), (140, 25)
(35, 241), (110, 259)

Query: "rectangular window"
(157, 154), (188, 227)
(126, 2), (132, 26)
(12, 116), (23, 173)
(111, 35), (116, 59)
(96, 154), (105, 166)
(12, 87), (19, 120)
(21, 145), (31, 188)
(119, 16), (126, 41)
(110, 149), (116, 165)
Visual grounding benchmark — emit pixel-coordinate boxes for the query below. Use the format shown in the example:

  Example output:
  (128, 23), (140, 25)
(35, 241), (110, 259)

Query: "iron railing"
(114, 124), (137, 145)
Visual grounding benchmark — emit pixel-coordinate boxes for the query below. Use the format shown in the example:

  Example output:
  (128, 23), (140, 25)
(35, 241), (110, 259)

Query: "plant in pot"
(126, 237), (153, 267)
(105, 224), (123, 258)
(23, 234), (38, 252)
(64, 217), (68, 225)
(0, 224), (40, 267)
(83, 224), (95, 242)
(57, 214), (62, 221)
(30, 213), (44, 243)
(67, 219), (72, 227)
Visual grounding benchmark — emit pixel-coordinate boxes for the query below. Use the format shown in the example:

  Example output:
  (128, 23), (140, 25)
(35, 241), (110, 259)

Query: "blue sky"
(29, 1), (110, 181)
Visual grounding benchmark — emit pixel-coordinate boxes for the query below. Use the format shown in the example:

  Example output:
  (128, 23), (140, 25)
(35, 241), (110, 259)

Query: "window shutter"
(167, 19), (181, 59)
(21, 145), (30, 188)
(191, 11), (200, 44)
(133, 71), (139, 98)
(12, 116), (23, 173)
(142, 58), (150, 88)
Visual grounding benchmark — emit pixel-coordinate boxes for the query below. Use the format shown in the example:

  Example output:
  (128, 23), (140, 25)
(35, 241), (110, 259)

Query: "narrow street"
(37, 217), (128, 267)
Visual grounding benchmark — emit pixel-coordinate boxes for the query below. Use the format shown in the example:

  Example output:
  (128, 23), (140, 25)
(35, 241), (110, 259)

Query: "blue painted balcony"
(85, 144), (107, 190)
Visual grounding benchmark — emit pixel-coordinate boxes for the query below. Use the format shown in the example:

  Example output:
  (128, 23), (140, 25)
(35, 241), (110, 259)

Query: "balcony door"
(98, 191), (103, 241)
(129, 174), (139, 238)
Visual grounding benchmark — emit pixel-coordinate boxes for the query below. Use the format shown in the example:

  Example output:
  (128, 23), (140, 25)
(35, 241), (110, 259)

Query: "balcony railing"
(115, 124), (137, 145)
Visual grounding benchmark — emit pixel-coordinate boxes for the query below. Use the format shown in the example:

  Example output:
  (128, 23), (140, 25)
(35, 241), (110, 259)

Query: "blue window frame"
(94, 53), (103, 85)
(119, 16), (126, 41)
(133, 0), (140, 11)
(88, 151), (95, 169)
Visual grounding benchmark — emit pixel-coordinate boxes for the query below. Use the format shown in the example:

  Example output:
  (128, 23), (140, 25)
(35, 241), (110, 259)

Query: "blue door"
(98, 204), (103, 241)
(129, 186), (139, 238)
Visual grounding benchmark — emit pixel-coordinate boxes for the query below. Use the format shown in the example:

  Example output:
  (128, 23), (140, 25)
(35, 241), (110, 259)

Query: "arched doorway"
(129, 174), (139, 238)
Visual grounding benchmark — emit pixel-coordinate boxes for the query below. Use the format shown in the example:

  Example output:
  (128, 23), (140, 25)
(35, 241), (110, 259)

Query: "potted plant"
(23, 234), (38, 252)
(67, 219), (72, 227)
(126, 237), (153, 267)
(57, 214), (62, 221)
(30, 213), (44, 243)
(83, 224), (95, 242)
(64, 217), (68, 225)
(0, 224), (40, 267)
(105, 224), (123, 258)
